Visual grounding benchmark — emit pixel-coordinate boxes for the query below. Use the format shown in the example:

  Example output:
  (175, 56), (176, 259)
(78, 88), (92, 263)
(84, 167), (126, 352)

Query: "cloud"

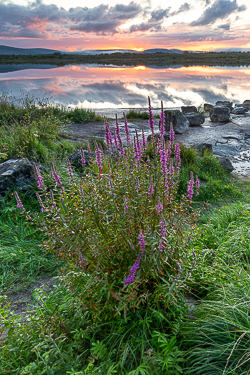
(171, 3), (191, 16)
(0, 0), (143, 37)
(191, 0), (246, 26)
(218, 23), (231, 30)
(150, 8), (170, 21)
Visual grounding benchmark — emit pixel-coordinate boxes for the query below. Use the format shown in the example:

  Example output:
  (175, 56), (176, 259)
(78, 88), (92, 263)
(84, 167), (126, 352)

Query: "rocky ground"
(66, 111), (250, 177)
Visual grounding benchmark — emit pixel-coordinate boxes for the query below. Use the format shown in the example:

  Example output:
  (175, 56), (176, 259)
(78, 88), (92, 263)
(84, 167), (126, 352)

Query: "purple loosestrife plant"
(156, 197), (163, 214)
(104, 117), (113, 147)
(148, 176), (154, 196)
(187, 171), (194, 200)
(123, 195), (128, 213)
(18, 99), (197, 317)
(148, 96), (155, 135)
(50, 161), (62, 188)
(95, 142), (103, 172)
(36, 192), (47, 212)
(66, 157), (74, 182)
(14, 192), (31, 219)
(79, 252), (86, 271)
(159, 215), (167, 252)
(33, 162), (46, 191)
(141, 124), (147, 151)
(50, 189), (56, 209)
(123, 112), (131, 143)
(87, 142), (91, 155)
(159, 100), (165, 138)
(195, 175), (200, 195)
(169, 122), (175, 145)
(124, 231), (146, 286)
(174, 143), (181, 171)
(80, 147), (86, 168)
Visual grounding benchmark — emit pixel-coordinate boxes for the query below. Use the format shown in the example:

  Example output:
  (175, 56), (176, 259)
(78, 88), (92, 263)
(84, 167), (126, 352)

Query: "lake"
(0, 63), (250, 117)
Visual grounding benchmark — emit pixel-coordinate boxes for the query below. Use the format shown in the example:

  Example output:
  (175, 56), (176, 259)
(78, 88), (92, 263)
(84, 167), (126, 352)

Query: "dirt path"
(0, 276), (58, 342)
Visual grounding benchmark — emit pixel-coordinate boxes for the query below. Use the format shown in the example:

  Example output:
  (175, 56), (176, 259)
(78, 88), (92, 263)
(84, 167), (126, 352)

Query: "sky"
(0, 0), (249, 52)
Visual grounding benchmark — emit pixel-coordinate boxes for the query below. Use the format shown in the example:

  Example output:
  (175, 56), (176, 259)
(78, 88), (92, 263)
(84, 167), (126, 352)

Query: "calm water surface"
(0, 64), (249, 115)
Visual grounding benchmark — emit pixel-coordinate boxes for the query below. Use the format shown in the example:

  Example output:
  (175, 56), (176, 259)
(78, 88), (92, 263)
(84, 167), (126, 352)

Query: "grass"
(0, 193), (61, 294)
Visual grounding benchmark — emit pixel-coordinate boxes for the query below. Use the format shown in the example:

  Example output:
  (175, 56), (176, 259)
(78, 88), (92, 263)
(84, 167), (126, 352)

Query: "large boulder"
(162, 110), (189, 134)
(68, 149), (96, 168)
(0, 158), (47, 195)
(210, 106), (230, 123)
(232, 106), (247, 115)
(184, 112), (205, 126)
(243, 100), (250, 110)
(204, 103), (214, 112)
(215, 101), (233, 111)
(147, 132), (169, 142)
(181, 106), (197, 114)
(194, 143), (213, 156)
(216, 156), (234, 172)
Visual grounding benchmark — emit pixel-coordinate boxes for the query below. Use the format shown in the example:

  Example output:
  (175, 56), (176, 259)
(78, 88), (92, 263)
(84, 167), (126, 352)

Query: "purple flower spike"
(36, 192), (47, 212)
(66, 157), (74, 181)
(159, 100), (165, 138)
(141, 125), (147, 151)
(33, 162), (46, 191)
(159, 138), (167, 176)
(159, 215), (167, 252)
(103, 117), (113, 147)
(14, 191), (31, 219)
(169, 122), (175, 144)
(156, 197), (163, 214)
(124, 230), (146, 286)
(133, 130), (142, 162)
(87, 142), (91, 155)
(80, 147), (86, 168)
(148, 97), (155, 135)
(174, 143), (181, 170)
(79, 252), (86, 271)
(148, 176), (154, 196)
(195, 175), (200, 195)
(176, 262), (182, 278)
(50, 189), (56, 209)
(95, 142), (103, 171)
(123, 195), (128, 213)
(50, 162), (62, 188)
(123, 113), (131, 143)
(187, 171), (194, 200)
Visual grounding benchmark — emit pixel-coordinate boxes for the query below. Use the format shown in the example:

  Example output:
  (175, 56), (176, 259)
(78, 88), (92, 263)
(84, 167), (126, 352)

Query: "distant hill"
(212, 48), (250, 53)
(0, 45), (184, 56)
(143, 48), (183, 54)
(0, 45), (59, 55)
(74, 49), (137, 55)
(71, 48), (184, 55)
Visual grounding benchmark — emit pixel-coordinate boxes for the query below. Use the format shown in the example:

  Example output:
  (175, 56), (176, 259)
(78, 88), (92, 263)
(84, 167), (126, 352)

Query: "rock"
(243, 100), (250, 110)
(181, 105), (197, 114)
(184, 112), (205, 126)
(147, 132), (169, 142)
(216, 156), (234, 172)
(204, 103), (214, 112)
(68, 149), (96, 168)
(215, 101), (233, 111)
(194, 143), (213, 156)
(0, 158), (47, 195)
(162, 110), (189, 134)
(210, 106), (230, 123)
(232, 106), (247, 115)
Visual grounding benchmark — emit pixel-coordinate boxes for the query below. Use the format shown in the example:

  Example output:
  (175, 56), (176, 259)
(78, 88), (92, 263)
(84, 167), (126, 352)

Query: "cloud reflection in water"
(0, 64), (250, 109)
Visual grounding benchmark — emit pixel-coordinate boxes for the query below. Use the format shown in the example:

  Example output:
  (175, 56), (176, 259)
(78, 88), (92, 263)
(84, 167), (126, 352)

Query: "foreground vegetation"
(1, 97), (250, 374)
(1, 51), (250, 67)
